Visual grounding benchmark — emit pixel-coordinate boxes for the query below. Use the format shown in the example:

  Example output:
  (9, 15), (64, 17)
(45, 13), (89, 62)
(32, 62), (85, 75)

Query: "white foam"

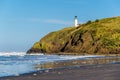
(59, 55), (99, 60)
(26, 53), (44, 56)
(0, 52), (26, 56)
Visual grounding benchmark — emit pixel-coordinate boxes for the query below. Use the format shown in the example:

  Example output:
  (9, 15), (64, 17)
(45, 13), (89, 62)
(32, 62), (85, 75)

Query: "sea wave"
(0, 53), (104, 77)
(59, 55), (99, 60)
(0, 52), (26, 56)
(26, 53), (44, 56)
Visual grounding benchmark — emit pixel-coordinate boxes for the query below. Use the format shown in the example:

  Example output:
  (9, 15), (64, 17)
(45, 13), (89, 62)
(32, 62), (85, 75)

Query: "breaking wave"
(0, 52), (26, 56)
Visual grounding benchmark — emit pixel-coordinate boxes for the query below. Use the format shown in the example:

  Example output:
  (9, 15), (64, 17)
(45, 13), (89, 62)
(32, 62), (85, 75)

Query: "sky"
(0, 0), (120, 52)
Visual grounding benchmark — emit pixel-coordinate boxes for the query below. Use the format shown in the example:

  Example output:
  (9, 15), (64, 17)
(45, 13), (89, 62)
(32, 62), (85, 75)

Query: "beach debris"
(72, 61), (78, 64)
(63, 63), (66, 65)
(33, 73), (37, 76)
(55, 62), (58, 64)
(48, 67), (52, 70)
(14, 73), (19, 76)
(39, 71), (43, 73)
(45, 70), (49, 73)
(37, 68), (41, 70)
(58, 72), (61, 74)
(82, 61), (87, 64)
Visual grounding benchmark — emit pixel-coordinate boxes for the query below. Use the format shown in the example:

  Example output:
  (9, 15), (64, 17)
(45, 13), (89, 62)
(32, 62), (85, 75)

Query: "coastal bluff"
(27, 16), (120, 55)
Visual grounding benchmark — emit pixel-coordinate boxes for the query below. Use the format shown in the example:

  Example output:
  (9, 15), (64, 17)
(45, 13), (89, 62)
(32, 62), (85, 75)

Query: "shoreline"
(0, 55), (120, 80)
(1, 63), (120, 80)
(27, 52), (120, 56)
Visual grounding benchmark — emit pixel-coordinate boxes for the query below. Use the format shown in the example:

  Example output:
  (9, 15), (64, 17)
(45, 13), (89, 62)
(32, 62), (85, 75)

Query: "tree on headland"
(86, 20), (92, 24)
(95, 19), (99, 22)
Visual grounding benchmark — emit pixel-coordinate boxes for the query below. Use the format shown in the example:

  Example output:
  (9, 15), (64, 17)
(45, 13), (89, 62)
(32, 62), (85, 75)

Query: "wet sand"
(1, 63), (120, 80)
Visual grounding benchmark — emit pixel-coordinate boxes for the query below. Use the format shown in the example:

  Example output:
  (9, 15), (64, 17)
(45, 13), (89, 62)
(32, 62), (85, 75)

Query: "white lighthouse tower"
(74, 16), (79, 27)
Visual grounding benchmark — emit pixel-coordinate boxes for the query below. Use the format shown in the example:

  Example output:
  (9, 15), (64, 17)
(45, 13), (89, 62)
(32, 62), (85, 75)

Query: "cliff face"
(27, 17), (120, 55)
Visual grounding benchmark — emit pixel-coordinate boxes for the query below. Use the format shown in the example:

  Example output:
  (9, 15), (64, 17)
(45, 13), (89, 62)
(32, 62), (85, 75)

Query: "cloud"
(1, 18), (73, 25)
(44, 19), (72, 25)
(24, 18), (72, 25)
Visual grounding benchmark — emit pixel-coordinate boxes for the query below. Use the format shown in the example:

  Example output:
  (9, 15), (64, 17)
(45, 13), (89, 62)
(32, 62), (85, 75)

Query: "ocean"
(0, 52), (119, 77)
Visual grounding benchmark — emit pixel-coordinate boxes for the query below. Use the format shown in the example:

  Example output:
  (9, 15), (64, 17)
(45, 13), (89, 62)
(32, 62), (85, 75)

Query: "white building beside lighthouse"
(74, 16), (79, 27)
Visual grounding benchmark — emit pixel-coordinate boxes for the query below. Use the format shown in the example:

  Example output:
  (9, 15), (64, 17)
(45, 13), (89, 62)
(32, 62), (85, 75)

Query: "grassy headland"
(27, 16), (120, 55)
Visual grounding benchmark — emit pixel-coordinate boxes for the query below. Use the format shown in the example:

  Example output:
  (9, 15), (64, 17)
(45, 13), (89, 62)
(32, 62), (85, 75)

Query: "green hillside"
(27, 16), (120, 55)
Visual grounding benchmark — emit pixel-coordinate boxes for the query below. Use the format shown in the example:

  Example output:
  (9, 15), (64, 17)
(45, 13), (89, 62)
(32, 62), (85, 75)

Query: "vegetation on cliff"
(27, 16), (120, 55)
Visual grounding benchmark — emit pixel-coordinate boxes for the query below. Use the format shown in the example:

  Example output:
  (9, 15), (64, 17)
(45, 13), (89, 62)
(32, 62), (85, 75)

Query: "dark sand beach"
(0, 63), (120, 80)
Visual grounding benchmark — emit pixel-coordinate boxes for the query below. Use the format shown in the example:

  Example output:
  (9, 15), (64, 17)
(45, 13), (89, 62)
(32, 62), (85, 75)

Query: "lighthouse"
(74, 16), (79, 27)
